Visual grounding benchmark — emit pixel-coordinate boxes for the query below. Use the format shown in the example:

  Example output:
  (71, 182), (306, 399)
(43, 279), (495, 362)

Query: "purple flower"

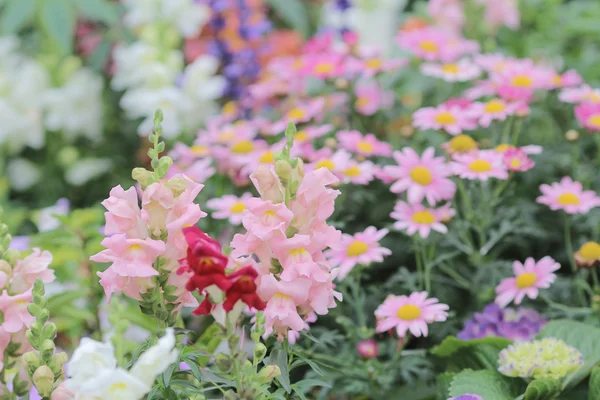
(458, 303), (546, 341)
(448, 395), (483, 400)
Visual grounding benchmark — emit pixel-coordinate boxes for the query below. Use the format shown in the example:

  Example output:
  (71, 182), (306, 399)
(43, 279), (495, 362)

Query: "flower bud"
(3, 249), (20, 266)
(357, 339), (379, 359)
(228, 334), (239, 351)
(22, 351), (41, 375)
(215, 353), (232, 373)
(565, 129), (580, 141)
(40, 339), (55, 361)
(324, 138), (337, 149)
(257, 365), (281, 384)
(42, 323), (57, 341)
(33, 365), (54, 397)
(0, 259), (12, 278)
(274, 160), (292, 182)
(165, 176), (188, 197)
(253, 343), (267, 364)
(50, 352), (68, 376)
(132, 167), (153, 187)
(57, 146), (80, 167)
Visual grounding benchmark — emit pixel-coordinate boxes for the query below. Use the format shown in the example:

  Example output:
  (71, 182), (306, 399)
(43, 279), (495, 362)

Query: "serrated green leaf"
(76, 0), (120, 24)
(432, 336), (513, 357)
(431, 336), (512, 372)
(449, 370), (525, 400)
(0, 0), (36, 34)
(40, 0), (76, 55)
(436, 373), (455, 400)
(538, 320), (600, 389)
(588, 366), (600, 400)
(264, 0), (310, 38)
(523, 378), (561, 400)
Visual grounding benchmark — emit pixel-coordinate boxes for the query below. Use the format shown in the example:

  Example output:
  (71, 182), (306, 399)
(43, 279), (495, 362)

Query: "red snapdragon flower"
(223, 266), (266, 312)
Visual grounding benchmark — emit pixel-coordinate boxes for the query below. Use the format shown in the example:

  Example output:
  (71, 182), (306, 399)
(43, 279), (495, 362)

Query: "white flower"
(42, 68), (104, 141)
(33, 198), (70, 232)
(161, 0), (210, 38)
(77, 368), (150, 400)
(6, 158), (42, 191)
(122, 0), (161, 29)
(67, 338), (117, 392)
(182, 56), (226, 101)
(130, 328), (178, 386)
(65, 158), (112, 186)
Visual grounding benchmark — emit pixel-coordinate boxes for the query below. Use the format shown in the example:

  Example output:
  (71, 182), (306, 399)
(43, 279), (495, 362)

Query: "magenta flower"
(206, 193), (253, 226)
(575, 102), (600, 131)
(451, 150), (509, 181)
(357, 339), (379, 358)
(354, 80), (393, 116)
(391, 201), (454, 238)
(503, 148), (534, 172)
(384, 147), (456, 205)
(537, 177), (600, 214)
(413, 104), (477, 135)
(326, 227), (391, 280)
(375, 291), (449, 338)
(336, 130), (392, 157)
(495, 256), (560, 307)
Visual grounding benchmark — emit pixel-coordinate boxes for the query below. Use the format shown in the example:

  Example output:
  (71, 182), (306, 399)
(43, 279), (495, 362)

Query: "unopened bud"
(254, 343), (267, 363)
(22, 351), (41, 375)
(565, 129), (580, 141)
(257, 365), (281, 384)
(0, 260), (11, 278)
(165, 176), (188, 197)
(132, 168), (153, 187)
(274, 160), (292, 181)
(50, 352), (68, 376)
(335, 78), (348, 89)
(40, 339), (55, 361)
(42, 323), (57, 340)
(215, 353), (232, 372)
(33, 365), (54, 397)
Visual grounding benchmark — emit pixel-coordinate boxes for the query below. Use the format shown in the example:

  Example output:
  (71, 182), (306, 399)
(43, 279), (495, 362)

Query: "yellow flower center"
(396, 304), (422, 320)
(16, 299), (29, 305)
(222, 101), (238, 115)
(109, 383), (128, 392)
(583, 93), (600, 103)
(191, 145), (209, 156)
(579, 242), (600, 261)
(515, 272), (537, 289)
(315, 62), (334, 74)
(290, 247), (308, 257)
(512, 75), (533, 88)
(412, 210), (436, 224)
(449, 135), (476, 152)
(434, 111), (457, 125)
(357, 140), (374, 153)
(495, 144), (514, 153)
(316, 159), (335, 171)
(485, 100), (506, 113)
(557, 192), (580, 206)
(509, 159), (521, 169)
(552, 75), (563, 86)
(128, 243), (143, 251)
(344, 165), (361, 177)
(468, 159), (492, 173)
(410, 166), (433, 185)
(587, 115), (600, 129)
(231, 140), (255, 154)
(274, 292), (292, 301)
(346, 240), (369, 257)
(230, 202), (246, 213)
(259, 150), (274, 164)
(419, 40), (438, 53)
(287, 108), (306, 120)
(366, 58), (383, 69)
(442, 64), (459, 74)
(294, 130), (308, 142)
(264, 210), (276, 218)
(356, 96), (371, 108)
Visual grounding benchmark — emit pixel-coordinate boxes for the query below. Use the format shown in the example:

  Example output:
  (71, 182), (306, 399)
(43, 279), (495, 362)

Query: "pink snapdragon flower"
(574, 102), (600, 132)
(91, 235), (165, 278)
(9, 249), (54, 294)
(536, 176), (600, 214)
(420, 59), (481, 82)
(327, 227), (391, 280)
(375, 291), (449, 338)
(354, 80), (393, 116)
(0, 290), (35, 333)
(102, 185), (146, 237)
(466, 99), (518, 127)
(391, 201), (454, 238)
(258, 274), (312, 335)
(503, 149), (534, 172)
(336, 130), (392, 157)
(413, 104), (477, 135)
(206, 193), (253, 226)
(495, 257), (560, 307)
(451, 150), (509, 181)
(384, 147), (456, 205)
(242, 198), (294, 240)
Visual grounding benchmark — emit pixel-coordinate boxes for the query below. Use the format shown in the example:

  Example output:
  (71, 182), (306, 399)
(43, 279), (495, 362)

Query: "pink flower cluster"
(0, 249), (54, 369)
(230, 165), (343, 342)
(91, 176), (205, 308)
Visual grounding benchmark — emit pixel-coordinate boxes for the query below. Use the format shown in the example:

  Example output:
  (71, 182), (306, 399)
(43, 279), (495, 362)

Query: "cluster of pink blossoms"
(229, 163), (343, 342)
(91, 174), (204, 310)
(0, 248), (54, 369)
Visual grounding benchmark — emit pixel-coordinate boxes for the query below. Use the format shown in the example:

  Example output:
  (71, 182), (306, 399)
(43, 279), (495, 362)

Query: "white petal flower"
(130, 328), (178, 386)
(66, 338), (117, 391)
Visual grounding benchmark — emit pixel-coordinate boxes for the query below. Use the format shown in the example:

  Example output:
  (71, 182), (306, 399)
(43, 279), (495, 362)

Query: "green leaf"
(264, 0), (310, 38)
(432, 336), (513, 357)
(40, 0), (76, 55)
(0, 0), (36, 34)
(538, 320), (600, 388)
(431, 336), (512, 371)
(588, 366), (600, 400)
(449, 370), (526, 400)
(76, 0), (120, 24)
(267, 349), (291, 393)
(436, 373), (455, 400)
(523, 379), (561, 400)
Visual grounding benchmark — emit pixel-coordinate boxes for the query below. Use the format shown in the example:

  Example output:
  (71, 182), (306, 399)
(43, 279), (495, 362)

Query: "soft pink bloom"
(96, 267), (151, 302)
(270, 97), (326, 134)
(307, 273), (342, 315)
(300, 53), (344, 79)
(503, 148), (534, 172)
(340, 160), (377, 185)
(550, 70), (583, 89)
(559, 85), (600, 104)
(474, 53), (511, 73)
(494, 144), (543, 155)
(413, 104), (477, 135)
(451, 150), (509, 181)
(292, 168), (341, 225)
(258, 274), (312, 334)
(354, 80), (393, 116)
(428, 0), (464, 33)
(443, 97), (473, 110)
(0, 290), (35, 333)
(396, 27), (478, 62)
(391, 201), (453, 238)
(420, 59), (481, 82)
(91, 235), (164, 278)
(9, 249), (54, 294)
(306, 149), (353, 181)
(477, 0), (520, 31)
(357, 339), (379, 358)
(250, 166), (285, 203)
(355, 56), (407, 78)
(491, 59), (554, 102)
(375, 291), (449, 338)
(466, 99), (519, 127)
(271, 234), (329, 283)
(384, 147), (456, 205)
(575, 102), (600, 132)
(336, 130), (392, 157)
(292, 124), (332, 146)
(206, 193), (253, 225)
(536, 176), (600, 214)
(102, 185), (145, 238)
(167, 158), (216, 185)
(495, 256), (560, 307)
(464, 79), (497, 100)
(326, 227), (391, 280)
(242, 198), (294, 241)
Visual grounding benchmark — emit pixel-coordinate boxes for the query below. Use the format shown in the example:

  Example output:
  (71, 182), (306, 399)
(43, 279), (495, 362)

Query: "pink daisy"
(307, 149), (352, 178)
(465, 99), (518, 127)
(494, 143), (543, 155)
(340, 160), (377, 185)
(495, 256), (560, 307)
(491, 59), (554, 102)
(326, 227), (391, 280)
(391, 201), (453, 238)
(502, 148), (534, 172)
(336, 130), (392, 157)
(420, 59), (481, 82)
(300, 53), (344, 79)
(536, 176), (600, 214)
(473, 53), (511, 73)
(269, 97), (326, 134)
(464, 79), (497, 100)
(451, 150), (508, 181)
(359, 56), (407, 78)
(412, 104), (477, 135)
(558, 84), (600, 104)
(292, 124), (333, 145)
(384, 147), (456, 205)
(375, 291), (449, 338)
(354, 80), (393, 116)
(550, 69), (583, 89)
(206, 193), (253, 225)
(396, 27), (477, 62)
(575, 102), (600, 132)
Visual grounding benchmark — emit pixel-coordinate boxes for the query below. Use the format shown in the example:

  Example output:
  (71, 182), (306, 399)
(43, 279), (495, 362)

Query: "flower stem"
(564, 214), (586, 305)
(413, 237), (424, 290)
